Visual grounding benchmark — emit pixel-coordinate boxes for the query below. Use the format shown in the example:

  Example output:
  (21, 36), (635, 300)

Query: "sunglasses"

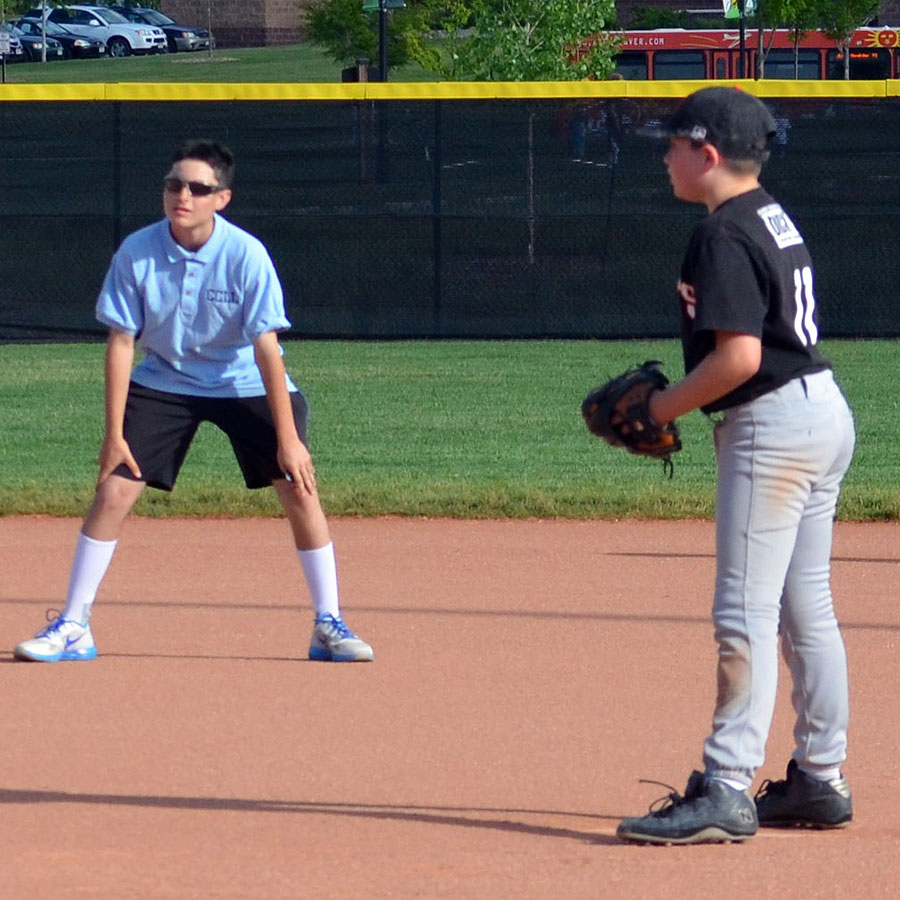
(163, 176), (223, 197)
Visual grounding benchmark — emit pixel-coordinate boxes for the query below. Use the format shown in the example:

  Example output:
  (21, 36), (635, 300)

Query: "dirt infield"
(1, 515), (898, 899)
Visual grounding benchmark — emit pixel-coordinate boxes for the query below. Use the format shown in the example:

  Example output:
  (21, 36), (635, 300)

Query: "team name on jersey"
(757, 203), (804, 249)
(206, 289), (239, 305)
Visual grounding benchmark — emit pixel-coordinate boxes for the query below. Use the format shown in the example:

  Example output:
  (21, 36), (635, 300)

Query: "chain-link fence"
(0, 93), (897, 341)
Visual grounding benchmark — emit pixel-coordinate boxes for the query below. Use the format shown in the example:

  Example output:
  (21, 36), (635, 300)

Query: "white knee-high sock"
(297, 542), (340, 619)
(62, 532), (117, 625)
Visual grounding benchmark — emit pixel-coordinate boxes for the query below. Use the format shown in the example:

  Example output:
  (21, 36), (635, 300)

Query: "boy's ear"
(215, 189), (233, 211)
(702, 143), (722, 171)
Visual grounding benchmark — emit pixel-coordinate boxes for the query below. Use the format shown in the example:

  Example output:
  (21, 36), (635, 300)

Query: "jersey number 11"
(793, 266), (818, 347)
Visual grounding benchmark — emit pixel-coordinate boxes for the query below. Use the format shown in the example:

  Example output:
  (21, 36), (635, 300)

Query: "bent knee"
(280, 487), (324, 517)
(95, 474), (145, 512)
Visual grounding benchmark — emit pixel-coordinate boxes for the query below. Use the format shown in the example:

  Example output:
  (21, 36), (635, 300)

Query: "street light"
(724, 0), (756, 77)
(362, 0), (404, 82)
(41, 0), (47, 63)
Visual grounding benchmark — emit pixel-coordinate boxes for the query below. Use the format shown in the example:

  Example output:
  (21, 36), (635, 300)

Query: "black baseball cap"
(645, 87), (777, 162)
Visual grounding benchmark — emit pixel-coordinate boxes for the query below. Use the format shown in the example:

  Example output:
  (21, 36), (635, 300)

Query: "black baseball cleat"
(616, 771), (758, 845)
(755, 760), (852, 829)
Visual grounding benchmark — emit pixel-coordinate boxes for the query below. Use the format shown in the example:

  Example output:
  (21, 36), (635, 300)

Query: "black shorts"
(114, 382), (310, 491)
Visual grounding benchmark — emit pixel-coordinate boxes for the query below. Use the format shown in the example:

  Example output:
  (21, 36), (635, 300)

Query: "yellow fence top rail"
(0, 80), (894, 102)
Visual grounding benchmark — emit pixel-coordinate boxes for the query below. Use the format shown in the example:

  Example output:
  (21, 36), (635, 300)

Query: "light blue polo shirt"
(96, 214), (297, 398)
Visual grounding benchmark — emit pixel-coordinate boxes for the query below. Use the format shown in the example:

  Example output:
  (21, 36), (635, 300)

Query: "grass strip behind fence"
(0, 339), (897, 521)
(0, 43), (435, 85)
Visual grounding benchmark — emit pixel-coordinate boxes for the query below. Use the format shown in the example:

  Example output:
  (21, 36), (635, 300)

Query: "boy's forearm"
(651, 332), (761, 424)
(253, 333), (300, 444)
(266, 381), (300, 445)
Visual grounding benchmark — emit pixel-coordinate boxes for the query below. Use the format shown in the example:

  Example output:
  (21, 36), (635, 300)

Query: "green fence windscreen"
(0, 94), (897, 341)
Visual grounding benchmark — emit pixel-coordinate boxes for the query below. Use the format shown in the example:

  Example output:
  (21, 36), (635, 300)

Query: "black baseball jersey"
(678, 186), (830, 413)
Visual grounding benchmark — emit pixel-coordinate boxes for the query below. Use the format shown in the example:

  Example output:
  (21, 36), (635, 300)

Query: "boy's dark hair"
(171, 140), (235, 188)
(719, 156), (764, 177)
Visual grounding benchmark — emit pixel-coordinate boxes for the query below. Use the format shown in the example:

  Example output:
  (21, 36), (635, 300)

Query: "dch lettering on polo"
(206, 289), (239, 304)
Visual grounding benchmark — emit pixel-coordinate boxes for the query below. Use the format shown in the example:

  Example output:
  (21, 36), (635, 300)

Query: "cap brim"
(636, 122), (672, 141)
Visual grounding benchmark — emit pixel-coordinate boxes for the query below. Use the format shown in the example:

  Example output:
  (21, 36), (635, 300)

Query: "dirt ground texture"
(1, 515), (898, 899)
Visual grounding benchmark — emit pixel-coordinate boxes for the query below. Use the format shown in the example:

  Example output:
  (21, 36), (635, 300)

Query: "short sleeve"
(240, 244), (291, 340)
(691, 232), (767, 338)
(95, 247), (144, 335)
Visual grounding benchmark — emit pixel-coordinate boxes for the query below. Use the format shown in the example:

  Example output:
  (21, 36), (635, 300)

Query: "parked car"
(6, 21), (65, 61)
(0, 23), (28, 61)
(22, 5), (166, 56)
(15, 18), (106, 59)
(107, 6), (211, 53)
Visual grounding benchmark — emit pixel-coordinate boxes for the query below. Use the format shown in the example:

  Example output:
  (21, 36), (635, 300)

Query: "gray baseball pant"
(702, 369), (856, 787)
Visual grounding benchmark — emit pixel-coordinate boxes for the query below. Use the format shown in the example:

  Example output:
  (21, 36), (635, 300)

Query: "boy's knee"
(95, 475), (144, 513)
(284, 488), (323, 518)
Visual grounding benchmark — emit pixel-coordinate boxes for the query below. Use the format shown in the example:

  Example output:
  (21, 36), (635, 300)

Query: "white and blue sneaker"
(14, 613), (97, 662)
(309, 614), (374, 662)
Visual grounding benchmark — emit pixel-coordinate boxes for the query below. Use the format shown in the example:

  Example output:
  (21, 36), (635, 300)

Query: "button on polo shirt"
(96, 215), (296, 398)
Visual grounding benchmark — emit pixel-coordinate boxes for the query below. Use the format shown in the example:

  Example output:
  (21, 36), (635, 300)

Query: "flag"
(724, 0), (756, 16)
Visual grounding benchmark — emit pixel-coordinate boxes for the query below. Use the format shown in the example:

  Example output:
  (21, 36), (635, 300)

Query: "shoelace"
(37, 608), (66, 636)
(318, 615), (355, 638)
(754, 778), (788, 801)
(638, 779), (684, 815)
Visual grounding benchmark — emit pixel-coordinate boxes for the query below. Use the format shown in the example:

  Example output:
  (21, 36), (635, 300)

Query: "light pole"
(378, 0), (387, 82)
(42, 0), (51, 63)
(363, 0), (404, 82)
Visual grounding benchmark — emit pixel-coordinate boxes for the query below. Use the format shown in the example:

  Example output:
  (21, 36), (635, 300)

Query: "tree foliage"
(403, 1), (475, 80)
(305, 0), (884, 83)
(817, 0), (879, 78)
(776, 0), (821, 43)
(750, 0), (878, 78)
(1, 0), (165, 13)
(1, 0), (42, 21)
(451, 0), (620, 81)
(754, 0), (821, 77)
(308, 0), (620, 81)
(306, 0), (431, 69)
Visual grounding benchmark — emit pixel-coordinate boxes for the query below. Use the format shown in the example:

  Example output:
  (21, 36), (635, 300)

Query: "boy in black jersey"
(617, 88), (856, 845)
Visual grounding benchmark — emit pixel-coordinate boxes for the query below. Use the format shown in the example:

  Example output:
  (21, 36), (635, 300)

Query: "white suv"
(26, 5), (166, 56)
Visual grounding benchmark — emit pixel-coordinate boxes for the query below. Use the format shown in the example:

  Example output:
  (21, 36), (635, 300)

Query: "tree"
(306, 0), (430, 70)
(817, 0), (879, 78)
(753, 0), (820, 78)
(781, 0), (821, 78)
(1, 0), (42, 23)
(453, 0), (619, 82)
(307, 0), (379, 66)
(402, 1), (476, 81)
(412, 0), (620, 263)
(309, 0), (620, 82)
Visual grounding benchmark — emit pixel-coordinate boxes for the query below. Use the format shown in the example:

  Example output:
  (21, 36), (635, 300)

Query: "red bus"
(612, 27), (900, 79)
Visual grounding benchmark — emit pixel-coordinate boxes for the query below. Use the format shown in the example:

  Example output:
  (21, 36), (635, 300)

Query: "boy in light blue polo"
(96, 205), (293, 398)
(14, 140), (373, 664)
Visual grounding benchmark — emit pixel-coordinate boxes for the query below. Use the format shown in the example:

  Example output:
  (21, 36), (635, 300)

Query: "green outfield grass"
(0, 339), (896, 521)
(0, 42), (435, 83)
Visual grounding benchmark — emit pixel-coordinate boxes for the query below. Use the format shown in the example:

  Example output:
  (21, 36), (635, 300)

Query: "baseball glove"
(581, 360), (682, 475)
